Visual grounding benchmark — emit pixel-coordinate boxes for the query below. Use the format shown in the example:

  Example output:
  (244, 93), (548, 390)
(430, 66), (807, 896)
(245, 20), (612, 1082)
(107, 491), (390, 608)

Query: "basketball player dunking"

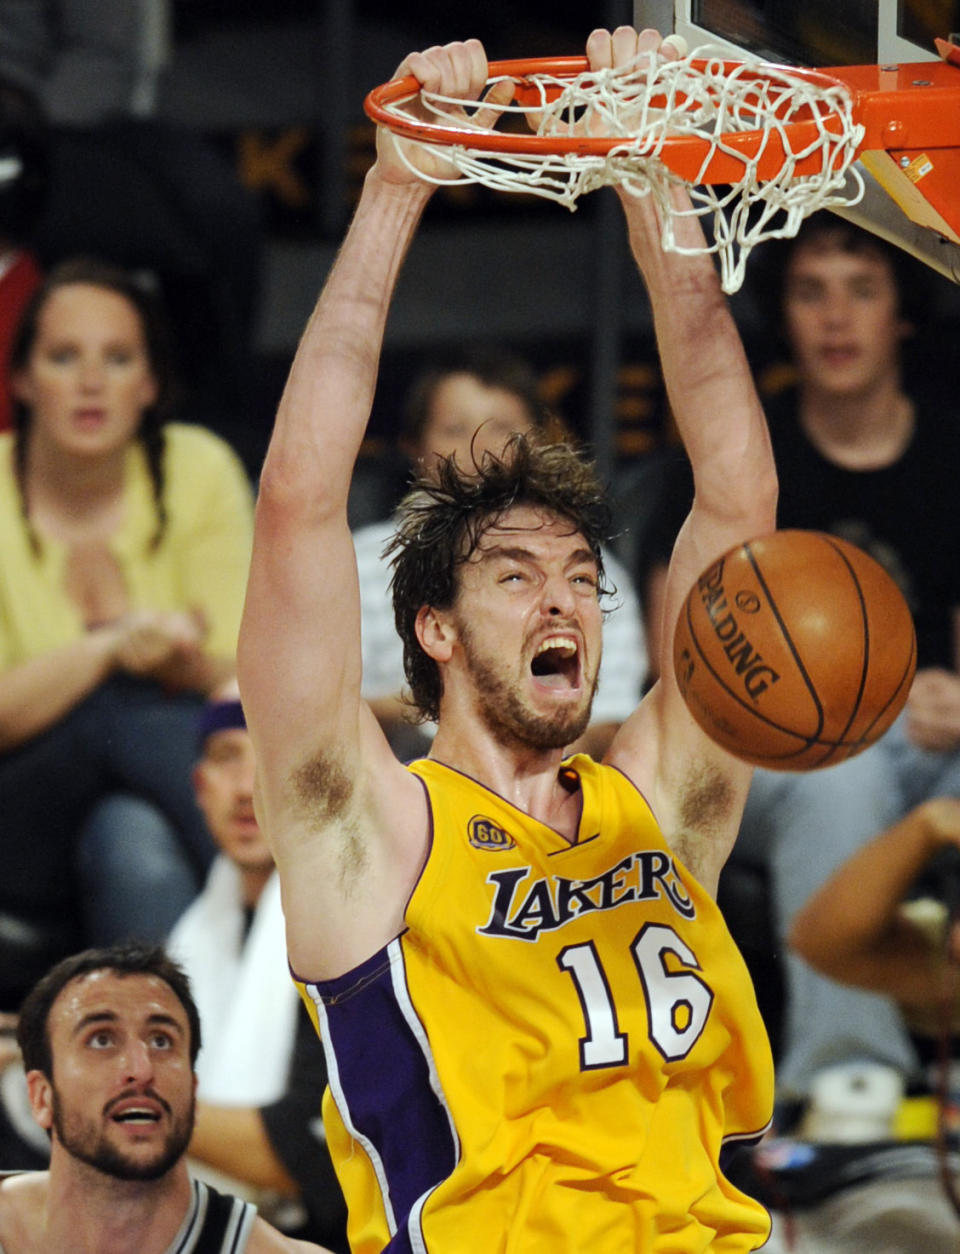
(238, 26), (778, 1254)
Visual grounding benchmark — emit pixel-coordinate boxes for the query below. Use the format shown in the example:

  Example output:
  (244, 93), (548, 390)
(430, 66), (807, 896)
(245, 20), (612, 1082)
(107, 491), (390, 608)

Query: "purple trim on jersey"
(303, 942), (459, 1253)
(403, 768), (434, 918)
(719, 1119), (774, 1173)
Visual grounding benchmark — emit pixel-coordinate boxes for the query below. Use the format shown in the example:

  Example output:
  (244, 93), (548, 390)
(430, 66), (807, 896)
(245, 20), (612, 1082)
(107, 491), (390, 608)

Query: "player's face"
(447, 505), (602, 750)
(13, 283), (157, 460)
(782, 244), (910, 398)
(418, 374), (535, 468)
(193, 728), (271, 872)
(31, 970), (195, 1181)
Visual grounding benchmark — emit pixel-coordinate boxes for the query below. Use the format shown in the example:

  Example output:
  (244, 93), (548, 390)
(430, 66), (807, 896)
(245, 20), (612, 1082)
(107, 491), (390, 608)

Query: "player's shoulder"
(244, 1213), (325, 1251)
(0, 1169), (44, 1196)
(600, 681), (744, 837)
(0, 1170), (47, 1246)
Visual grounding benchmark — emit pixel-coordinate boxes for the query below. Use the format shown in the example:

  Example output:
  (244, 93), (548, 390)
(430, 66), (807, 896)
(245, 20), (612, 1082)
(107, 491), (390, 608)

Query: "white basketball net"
(382, 46), (866, 293)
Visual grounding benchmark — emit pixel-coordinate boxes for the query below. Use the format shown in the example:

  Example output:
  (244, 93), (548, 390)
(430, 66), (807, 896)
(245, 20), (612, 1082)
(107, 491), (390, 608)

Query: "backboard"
(666, 1), (954, 66)
(634, 1), (960, 280)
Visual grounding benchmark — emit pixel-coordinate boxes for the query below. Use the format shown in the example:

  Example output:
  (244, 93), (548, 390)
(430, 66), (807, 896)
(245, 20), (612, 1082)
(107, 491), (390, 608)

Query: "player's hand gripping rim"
(374, 38), (514, 186)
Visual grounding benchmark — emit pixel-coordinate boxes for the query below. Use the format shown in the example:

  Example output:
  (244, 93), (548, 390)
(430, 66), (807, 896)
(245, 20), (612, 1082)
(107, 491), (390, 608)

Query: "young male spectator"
(642, 214), (960, 1103)
(353, 344), (648, 761)
(167, 687), (348, 1251)
(0, 942), (338, 1252)
(238, 27), (780, 1252)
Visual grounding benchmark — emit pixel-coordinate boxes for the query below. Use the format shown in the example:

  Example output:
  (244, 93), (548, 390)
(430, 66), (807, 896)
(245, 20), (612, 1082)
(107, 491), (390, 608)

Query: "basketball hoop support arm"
(802, 57), (960, 246)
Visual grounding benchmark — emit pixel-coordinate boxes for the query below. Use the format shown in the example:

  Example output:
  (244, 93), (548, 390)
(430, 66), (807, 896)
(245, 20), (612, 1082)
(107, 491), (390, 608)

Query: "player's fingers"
(586, 28), (614, 72)
(614, 25), (649, 67)
(392, 46), (445, 89)
(474, 77), (515, 131)
(432, 39), (487, 101)
(588, 27), (683, 72)
(463, 37), (489, 99)
(390, 40), (489, 136)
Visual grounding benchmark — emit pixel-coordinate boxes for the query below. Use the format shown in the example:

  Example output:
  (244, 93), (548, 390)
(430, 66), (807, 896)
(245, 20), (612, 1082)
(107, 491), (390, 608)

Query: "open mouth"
(73, 409), (108, 426)
(530, 636), (581, 690)
(108, 1094), (166, 1125)
(112, 1110), (161, 1128)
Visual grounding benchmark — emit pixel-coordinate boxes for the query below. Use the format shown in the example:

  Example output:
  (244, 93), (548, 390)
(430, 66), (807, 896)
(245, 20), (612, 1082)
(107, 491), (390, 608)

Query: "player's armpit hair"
(288, 752), (371, 892)
(290, 749), (355, 825)
(678, 760), (737, 835)
(665, 762), (738, 882)
(336, 819), (370, 891)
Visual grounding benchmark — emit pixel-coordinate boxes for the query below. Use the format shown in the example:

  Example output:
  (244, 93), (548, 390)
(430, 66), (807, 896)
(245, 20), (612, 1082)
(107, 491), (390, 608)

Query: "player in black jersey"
(0, 943), (336, 1254)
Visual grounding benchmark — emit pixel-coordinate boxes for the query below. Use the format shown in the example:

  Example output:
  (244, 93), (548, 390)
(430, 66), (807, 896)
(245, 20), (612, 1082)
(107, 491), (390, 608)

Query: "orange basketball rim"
(364, 42), (960, 238)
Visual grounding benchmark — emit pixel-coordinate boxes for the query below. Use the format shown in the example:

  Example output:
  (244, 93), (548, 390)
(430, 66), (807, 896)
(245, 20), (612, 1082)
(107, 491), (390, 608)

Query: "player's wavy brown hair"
(385, 432), (613, 724)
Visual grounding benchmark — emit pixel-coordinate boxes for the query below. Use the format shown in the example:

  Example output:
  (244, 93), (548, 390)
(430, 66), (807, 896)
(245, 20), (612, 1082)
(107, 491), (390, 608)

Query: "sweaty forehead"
(478, 505), (583, 543)
(468, 507), (596, 567)
(51, 970), (184, 1036)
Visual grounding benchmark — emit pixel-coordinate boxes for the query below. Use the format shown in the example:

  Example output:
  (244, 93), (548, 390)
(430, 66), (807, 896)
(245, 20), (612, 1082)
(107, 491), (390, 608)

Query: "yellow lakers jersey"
(295, 755), (773, 1254)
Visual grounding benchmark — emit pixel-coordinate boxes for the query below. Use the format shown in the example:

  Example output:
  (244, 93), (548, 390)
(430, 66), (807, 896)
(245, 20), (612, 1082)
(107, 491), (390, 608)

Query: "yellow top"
(0, 424), (254, 669)
(297, 755), (774, 1254)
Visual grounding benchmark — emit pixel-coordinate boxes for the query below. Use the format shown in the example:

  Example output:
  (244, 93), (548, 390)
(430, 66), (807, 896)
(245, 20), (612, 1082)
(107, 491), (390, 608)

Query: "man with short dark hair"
(171, 686), (347, 1249)
(0, 943), (337, 1252)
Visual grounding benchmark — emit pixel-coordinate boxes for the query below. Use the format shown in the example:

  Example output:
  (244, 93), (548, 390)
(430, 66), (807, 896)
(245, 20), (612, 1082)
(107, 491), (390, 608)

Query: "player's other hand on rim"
(586, 26), (688, 74)
(544, 28), (690, 142)
(373, 38), (513, 187)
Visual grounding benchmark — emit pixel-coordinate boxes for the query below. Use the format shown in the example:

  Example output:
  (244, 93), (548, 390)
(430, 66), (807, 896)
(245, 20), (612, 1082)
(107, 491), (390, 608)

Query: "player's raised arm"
(599, 27), (778, 886)
(237, 40), (497, 973)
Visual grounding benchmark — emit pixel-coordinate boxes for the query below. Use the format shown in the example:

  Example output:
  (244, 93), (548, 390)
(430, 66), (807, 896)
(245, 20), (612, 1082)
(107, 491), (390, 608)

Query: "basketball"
(673, 530), (917, 770)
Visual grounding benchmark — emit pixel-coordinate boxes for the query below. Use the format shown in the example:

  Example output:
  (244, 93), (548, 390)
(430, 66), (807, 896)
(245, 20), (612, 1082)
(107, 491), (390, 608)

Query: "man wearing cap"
(166, 683), (347, 1250)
